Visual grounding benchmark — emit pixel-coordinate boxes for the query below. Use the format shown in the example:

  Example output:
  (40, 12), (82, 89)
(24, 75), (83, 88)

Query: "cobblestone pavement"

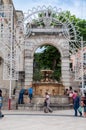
(0, 109), (86, 130)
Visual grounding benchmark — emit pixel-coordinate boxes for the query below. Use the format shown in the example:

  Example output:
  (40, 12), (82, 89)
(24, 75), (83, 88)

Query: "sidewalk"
(0, 109), (86, 130)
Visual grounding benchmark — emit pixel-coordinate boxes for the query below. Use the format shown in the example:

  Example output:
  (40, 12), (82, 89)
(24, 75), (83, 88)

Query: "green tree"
(77, 19), (86, 41)
(33, 45), (61, 81)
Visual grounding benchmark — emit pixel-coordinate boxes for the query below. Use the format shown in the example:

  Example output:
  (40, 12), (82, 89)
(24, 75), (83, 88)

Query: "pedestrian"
(28, 84), (33, 103)
(72, 90), (77, 104)
(73, 90), (81, 116)
(82, 92), (86, 117)
(64, 88), (69, 96)
(0, 89), (2, 93)
(69, 91), (73, 104)
(0, 90), (4, 118)
(13, 87), (16, 95)
(68, 86), (73, 104)
(18, 88), (25, 104)
(44, 92), (53, 113)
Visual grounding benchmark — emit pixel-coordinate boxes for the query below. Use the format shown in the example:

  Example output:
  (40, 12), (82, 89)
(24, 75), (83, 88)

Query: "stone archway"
(23, 6), (81, 91)
(24, 36), (70, 88)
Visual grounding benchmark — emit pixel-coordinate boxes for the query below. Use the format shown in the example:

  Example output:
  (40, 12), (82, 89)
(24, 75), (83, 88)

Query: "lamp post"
(0, 5), (13, 110)
(81, 37), (84, 96)
(8, 6), (14, 110)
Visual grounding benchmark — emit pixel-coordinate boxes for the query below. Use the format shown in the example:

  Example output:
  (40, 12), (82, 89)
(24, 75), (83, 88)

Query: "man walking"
(44, 92), (53, 113)
(28, 84), (33, 103)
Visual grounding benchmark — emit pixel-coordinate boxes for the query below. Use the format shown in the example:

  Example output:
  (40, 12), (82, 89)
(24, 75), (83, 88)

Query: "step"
(17, 103), (73, 111)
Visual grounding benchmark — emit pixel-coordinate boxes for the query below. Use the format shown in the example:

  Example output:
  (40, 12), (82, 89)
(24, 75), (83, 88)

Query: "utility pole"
(8, 5), (13, 110)
(81, 37), (84, 96)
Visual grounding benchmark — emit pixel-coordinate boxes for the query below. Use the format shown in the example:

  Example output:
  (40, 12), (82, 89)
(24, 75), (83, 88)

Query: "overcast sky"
(13, 0), (86, 19)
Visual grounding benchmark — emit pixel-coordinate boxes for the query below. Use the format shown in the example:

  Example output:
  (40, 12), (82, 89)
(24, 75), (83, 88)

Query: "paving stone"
(0, 109), (86, 130)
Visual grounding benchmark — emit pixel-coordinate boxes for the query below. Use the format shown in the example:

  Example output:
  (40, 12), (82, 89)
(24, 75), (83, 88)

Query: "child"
(0, 90), (4, 118)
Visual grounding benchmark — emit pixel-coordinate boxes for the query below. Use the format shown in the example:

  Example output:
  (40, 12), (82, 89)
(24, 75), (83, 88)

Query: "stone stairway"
(2, 93), (73, 111)
(18, 103), (73, 111)
(17, 95), (73, 111)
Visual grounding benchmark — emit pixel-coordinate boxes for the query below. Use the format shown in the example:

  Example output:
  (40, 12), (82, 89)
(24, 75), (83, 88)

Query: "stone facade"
(0, 0), (24, 93)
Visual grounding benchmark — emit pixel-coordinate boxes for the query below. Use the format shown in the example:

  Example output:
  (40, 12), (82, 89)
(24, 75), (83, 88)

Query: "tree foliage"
(33, 45), (61, 81)
(77, 19), (86, 41)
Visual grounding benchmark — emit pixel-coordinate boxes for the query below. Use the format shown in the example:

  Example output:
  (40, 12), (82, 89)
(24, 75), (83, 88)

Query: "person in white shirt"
(44, 92), (53, 113)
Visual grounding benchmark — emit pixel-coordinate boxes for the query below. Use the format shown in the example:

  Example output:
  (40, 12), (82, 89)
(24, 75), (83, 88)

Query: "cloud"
(13, 0), (86, 19)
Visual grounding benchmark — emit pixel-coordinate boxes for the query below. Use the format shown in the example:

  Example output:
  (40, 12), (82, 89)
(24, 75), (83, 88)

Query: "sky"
(13, 0), (86, 19)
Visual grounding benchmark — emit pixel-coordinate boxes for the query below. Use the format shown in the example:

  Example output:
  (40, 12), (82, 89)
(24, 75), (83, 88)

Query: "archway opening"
(33, 44), (61, 82)
(32, 44), (65, 97)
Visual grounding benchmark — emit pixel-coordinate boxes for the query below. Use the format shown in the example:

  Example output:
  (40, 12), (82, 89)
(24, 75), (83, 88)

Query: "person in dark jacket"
(73, 90), (80, 116)
(18, 88), (25, 104)
(83, 92), (86, 117)
(0, 90), (4, 118)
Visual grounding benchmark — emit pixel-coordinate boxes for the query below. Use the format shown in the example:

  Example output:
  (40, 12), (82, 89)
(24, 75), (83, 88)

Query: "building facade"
(0, 0), (24, 92)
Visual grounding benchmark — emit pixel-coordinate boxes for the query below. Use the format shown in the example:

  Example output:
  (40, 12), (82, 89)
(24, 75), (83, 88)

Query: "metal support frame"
(74, 38), (86, 95)
(81, 37), (84, 95)
(0, 5), (19, 110)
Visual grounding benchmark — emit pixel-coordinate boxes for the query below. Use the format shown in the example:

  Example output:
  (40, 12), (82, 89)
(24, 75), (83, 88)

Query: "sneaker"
(0, 114), (4, 118)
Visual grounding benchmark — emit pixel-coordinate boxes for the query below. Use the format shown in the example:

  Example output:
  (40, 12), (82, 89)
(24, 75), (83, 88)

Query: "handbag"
(78, 106), (82, 113)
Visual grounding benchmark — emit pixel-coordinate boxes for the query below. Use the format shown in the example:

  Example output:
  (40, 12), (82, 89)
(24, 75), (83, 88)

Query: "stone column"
(24, 50), (33, 88)
(61, 56), (70, 88)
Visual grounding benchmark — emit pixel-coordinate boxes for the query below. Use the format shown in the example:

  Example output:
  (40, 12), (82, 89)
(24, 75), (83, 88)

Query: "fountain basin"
(33, 82), (65, 97)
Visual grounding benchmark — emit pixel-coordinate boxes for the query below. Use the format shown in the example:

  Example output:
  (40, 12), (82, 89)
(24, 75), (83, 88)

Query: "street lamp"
(81, 37), (84, 96)
(0, 5), (15, 110)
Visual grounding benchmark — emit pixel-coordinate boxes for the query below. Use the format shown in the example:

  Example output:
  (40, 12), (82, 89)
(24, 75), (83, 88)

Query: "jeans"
(74, 108), (78, 116)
